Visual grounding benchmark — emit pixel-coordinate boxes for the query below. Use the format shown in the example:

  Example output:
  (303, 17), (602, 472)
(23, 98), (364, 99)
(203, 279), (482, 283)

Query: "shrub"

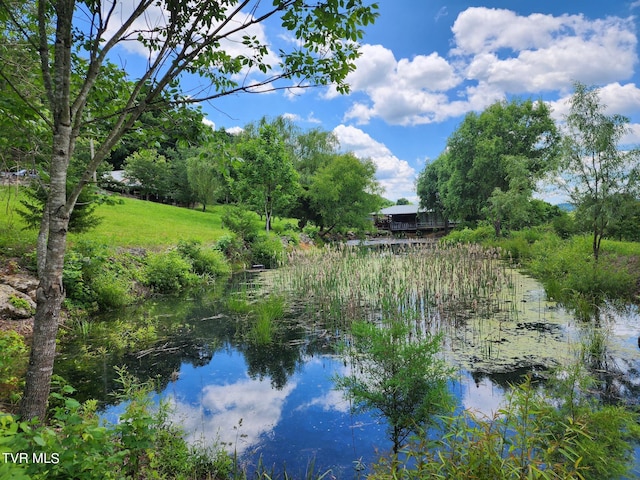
(215, 233), (249, 266)
(552, 212), (577, 239)
(372, 368), (640, 480)
(143, 250), (196, 293)
(91, 271), (133, 310)
(0, 331), (27, 403)
(62, 240), (136, 309)
(222, 206), (260, 243)
(442, 225), (495, 245)
(251, 233), (284, 268)
(177, 239), (231, 277)
(0, 371), (231, 480)
(527, 235), (636, 305)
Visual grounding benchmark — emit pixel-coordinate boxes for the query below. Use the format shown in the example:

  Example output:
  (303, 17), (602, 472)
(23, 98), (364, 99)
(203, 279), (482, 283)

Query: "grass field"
(78, 196), (227, 248)
(0, 186), (231, 252)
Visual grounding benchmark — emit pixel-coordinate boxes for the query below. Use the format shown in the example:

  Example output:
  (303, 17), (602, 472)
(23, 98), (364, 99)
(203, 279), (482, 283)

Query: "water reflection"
(55, 269), (640, 478)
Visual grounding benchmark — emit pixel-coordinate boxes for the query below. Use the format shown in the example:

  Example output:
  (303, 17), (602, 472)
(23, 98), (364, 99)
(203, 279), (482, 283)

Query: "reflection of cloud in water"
(295, 359), (351, 413)
(296, 388), (350, 413)
(167, 376), (296, 454)
(460, 374), (504, 417)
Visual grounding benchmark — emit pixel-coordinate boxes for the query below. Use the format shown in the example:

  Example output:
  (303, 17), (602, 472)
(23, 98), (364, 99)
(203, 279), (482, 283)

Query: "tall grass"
(249, 295), (286, 345)
(274, 243), (517, 332)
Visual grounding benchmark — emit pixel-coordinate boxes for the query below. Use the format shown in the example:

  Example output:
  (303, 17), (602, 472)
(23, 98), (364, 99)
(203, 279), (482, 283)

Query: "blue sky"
(110, 1), (640, 202)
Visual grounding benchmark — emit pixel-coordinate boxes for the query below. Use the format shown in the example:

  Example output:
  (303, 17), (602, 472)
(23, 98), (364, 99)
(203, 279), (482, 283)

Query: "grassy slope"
(0, 187), (229, 253)
(76, 196), (227, 248)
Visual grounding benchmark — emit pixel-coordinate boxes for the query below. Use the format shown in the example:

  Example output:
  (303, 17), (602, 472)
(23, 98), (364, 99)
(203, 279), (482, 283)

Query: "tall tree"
(0, 0), (378, 421)
(482, 156), (533, 237)
(557, 82), (640, 260)
(123, 149), (170, 201)
(308, 153), (382, 236)
(416, 153), (450, 230)
(237, 123), (299, 232)
(186, 149), (222, 212)
(419, 99), (559, 225)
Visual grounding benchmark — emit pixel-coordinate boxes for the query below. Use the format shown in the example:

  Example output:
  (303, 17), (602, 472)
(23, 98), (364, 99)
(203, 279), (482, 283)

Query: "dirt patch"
(0, 317), (33, 337)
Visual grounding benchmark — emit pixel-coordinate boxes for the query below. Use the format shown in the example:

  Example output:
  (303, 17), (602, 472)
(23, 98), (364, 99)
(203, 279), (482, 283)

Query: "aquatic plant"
(248, 295), (286, 345)
(275, 243), (516, 332)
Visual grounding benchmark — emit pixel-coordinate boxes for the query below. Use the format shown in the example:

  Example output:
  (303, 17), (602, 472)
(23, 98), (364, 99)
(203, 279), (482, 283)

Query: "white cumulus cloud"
(333, 7), (638, 127)
(333, 125), (417, 201)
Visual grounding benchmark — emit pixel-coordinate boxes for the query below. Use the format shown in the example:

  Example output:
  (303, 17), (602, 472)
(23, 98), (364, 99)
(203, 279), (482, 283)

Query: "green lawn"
(0, 187), (229, 251)
(76, 196), (227, 248)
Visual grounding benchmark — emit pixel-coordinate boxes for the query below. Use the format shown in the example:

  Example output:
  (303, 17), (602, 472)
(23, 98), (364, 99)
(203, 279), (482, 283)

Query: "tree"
(123, 149), (171, 201)
(0, 0), (378, 421)
(395, 198), (410, 205)
(335, 320), (453, 455)
(557, 82), (640, 260)
(482, 156), (532, 237)
(288, 127), (340, 227)
(186, 151), (221, 212)
(237, 123), (299, 232)
(417, 154), (450, 231)
(419, 99), (559, 225)
(308, 153), (382, 236)
(107, 92), (213, 170)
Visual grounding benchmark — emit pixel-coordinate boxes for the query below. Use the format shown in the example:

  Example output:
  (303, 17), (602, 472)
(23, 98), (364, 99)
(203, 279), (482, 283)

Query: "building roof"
(376, 204), (425, 215)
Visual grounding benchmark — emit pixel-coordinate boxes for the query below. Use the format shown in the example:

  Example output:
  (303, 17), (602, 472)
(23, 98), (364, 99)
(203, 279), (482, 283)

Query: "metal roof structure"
(375, 205), (427, 215)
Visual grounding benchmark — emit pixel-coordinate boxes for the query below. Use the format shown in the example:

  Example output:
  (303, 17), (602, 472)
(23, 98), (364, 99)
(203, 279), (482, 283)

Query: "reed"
(274, 243), (517, 335)
(247, 295), (286, 345)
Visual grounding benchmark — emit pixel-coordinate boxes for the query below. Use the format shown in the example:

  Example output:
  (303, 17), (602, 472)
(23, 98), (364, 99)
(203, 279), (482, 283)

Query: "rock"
(4, 274), (38, 301)
(0, 284), (36, 320)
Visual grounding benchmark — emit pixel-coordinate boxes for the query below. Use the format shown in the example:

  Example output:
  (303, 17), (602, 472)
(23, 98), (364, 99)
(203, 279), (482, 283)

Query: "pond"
(55, 245), (640, 479)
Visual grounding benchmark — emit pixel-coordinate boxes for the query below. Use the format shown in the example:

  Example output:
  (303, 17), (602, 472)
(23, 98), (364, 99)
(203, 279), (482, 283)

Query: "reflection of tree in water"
(241, 342), (300, 390)
(580, 308), (640, 405)
(55, 284), (340, 405)
(239, 318), (339, 390)
(470, 365), (547, 390)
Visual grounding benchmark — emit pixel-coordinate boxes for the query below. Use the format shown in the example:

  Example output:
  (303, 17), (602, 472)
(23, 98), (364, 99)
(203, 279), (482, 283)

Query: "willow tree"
(559, 82), (640, 260)
(0, 0), (378, 421)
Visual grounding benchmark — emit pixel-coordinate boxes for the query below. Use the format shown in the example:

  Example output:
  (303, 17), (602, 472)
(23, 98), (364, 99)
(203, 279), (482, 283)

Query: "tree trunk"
(20, 126), (73, 421)
(20, 0), (75, 419)
(493, 218), (502, 237)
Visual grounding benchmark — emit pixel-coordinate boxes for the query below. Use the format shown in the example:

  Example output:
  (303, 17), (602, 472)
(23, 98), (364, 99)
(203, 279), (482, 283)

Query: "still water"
(57, 268), (640, 479)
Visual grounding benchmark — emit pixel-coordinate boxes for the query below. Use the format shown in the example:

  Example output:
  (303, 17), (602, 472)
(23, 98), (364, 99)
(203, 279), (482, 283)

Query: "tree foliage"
(124, 149), (170, 202)
(308, 153), (382, 236)
(237, 123), (299, 232)
(418, 99), (559, 227)
(557, 82), (640, 259)
(0, 0), (379, 421)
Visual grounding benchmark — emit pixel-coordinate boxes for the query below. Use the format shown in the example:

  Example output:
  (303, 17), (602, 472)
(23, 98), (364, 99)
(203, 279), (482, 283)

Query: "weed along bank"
(44, 243), (640, 479)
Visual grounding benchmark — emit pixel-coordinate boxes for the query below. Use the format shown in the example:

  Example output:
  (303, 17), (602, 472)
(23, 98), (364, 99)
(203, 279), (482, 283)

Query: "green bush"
(0, 331), (27, 403)
(91, 271), (133, 310)
(372, 367), (640, 480)
(0, 372), (231, 480)
(222, 206), (260, 243)
(552, 212), (577, 239)
(177, 239), (231, 277)
(250, 233), (284, 268)
(62, 240), (136, 309)
(143, 250), (197, 293)
(442, 225), (495, 245)
(527, 235), (636, 304)
(215, 233), (249, 266)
